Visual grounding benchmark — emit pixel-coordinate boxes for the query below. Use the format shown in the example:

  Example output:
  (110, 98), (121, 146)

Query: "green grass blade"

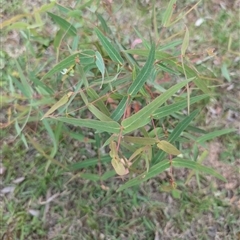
(26, 133), (67, 169)
(53, 117), (121, 134)
(95, 28), (124, 65)
(122, 78), (193, 134)
(47, 12), (77, 36)
(15, 60), (32, 98)
(172, 158), (227, 182)
(196, 129), (236, 144)
(42, 119), (58, 157)
(127, 44), (155, 97)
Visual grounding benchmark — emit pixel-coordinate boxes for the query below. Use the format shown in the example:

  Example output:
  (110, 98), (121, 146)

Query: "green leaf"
(26, 133), (67, 170)
(41, 53), (78, 80)
(39, 2), (56, 12)
(125, 49), (211, 94)
(157, 140), (181, 155)
(47, 12), (77, 36)
(125, 49), (172, 61)
(171, 189), (182, 198)
(123, 136), (157, 146)
(69, 156), (111, 171)
(111, 96), (128, 121)
(29, 73), (54, 94)
(162, 0), (177, 27)
(95, 51), (105, 88)
(158, 39), (182, 51)
(86, 88), (110, 116)
(41, 51), (95, 80)
(157, 63), (180, 75)
(153, 109), (199, 164)
(172, 158), (226, 182)
(127, 44), (155, 97)
(53, 29), (64, 50)
(88, 104), (113, 122)
(181, 27), (189, 56)
(111, 158), (128, 176)
(96, 12), (111, 34)
(53, 117), (121, 134)
(117, 159), (170, 192)
(122, 78), (193, 134)
(15, 60), (32, 98)
(168, 109), (199, 142)
(79, 50), (96, 65)
(221, 63), (231, 82)
(80, 173), (100, 181)
(95, 28), (124, 64)
(101, 170), (116, 181)
(196, 129), (236, 144)
(153, 94), (209, 119)
(41, 92), (73, 120)
(176, 63), (210, 94)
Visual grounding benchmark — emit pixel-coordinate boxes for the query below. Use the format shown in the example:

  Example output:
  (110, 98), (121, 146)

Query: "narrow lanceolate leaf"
(41, 51), (95, 80)
(153, 94), (209, 119)
(86, 88), (110, 116)
(122, 78), (193, 134)
(172, 158), (227, 182)
(117, 159), (170, 192)
(122, 136), (157, 146)
(196, 129), (236, 144)
(168, 109), (199, 142)
(88, 104), (113, 122)
(181, 27), (189, 56)
(157, 140), (181, 155)
(162, 0), (177, 27)
(53, 117), (120, 134)
(41, 92), (73, 120)
(95, 51), (105, 88)
(47, 12), (77, 36)
(69, 155), (111, 171)
(127, 44), (155, 97)
(95, 28), (123, 64)
(111, 96), (128, 121)
(41, 53), (78, 80)
(15, 60), (32, 98)
(152, 107), (199, 164)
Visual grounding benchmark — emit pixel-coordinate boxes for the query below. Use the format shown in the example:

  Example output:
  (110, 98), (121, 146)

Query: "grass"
(1, 0), (240, 239)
